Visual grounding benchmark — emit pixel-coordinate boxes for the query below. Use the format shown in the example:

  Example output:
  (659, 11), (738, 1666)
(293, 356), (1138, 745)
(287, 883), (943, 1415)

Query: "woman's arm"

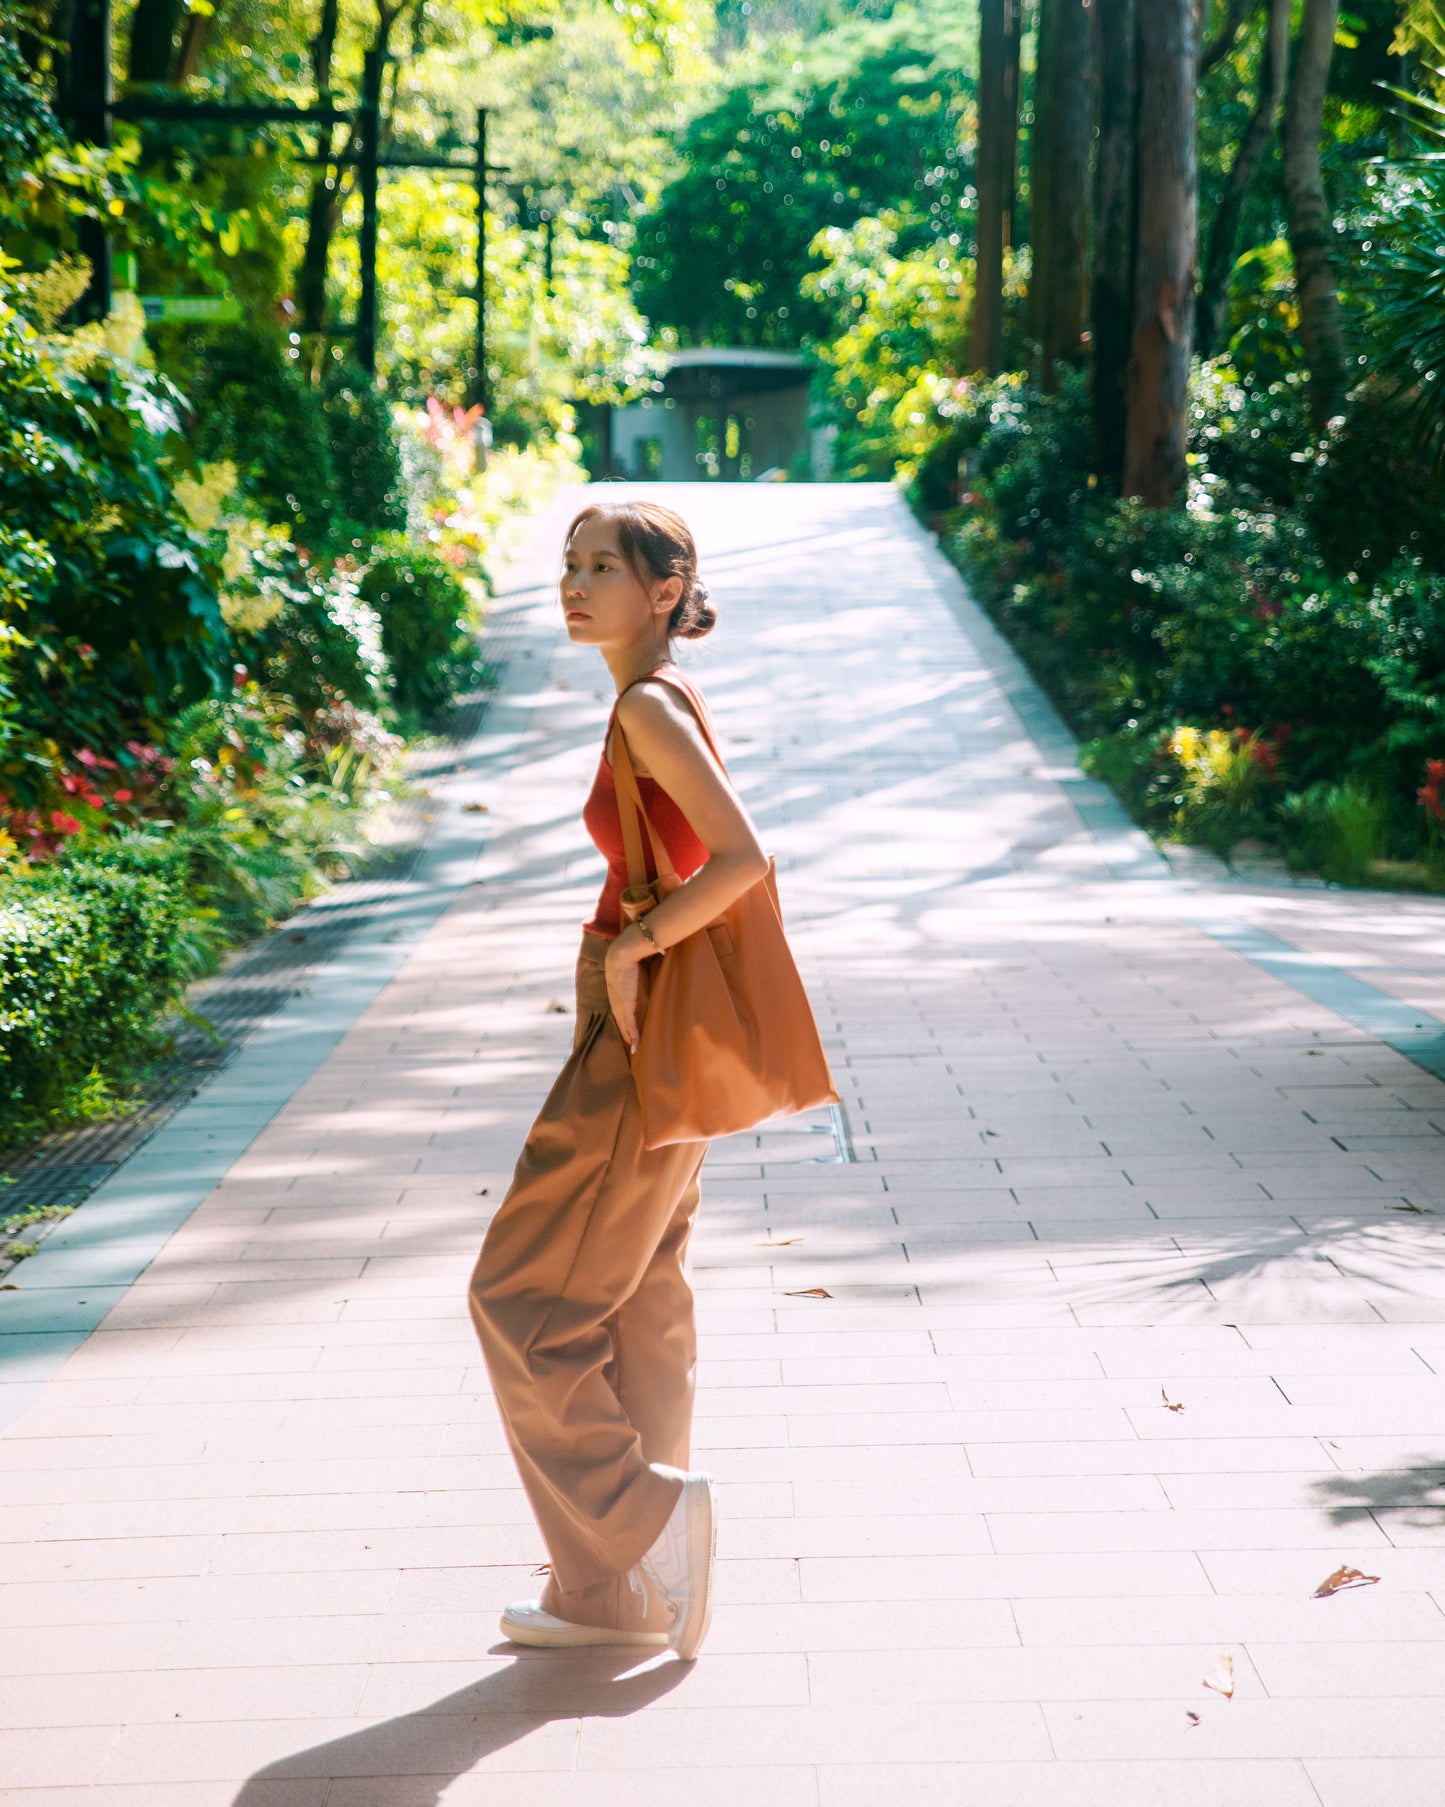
(603, 681), (769, 1051)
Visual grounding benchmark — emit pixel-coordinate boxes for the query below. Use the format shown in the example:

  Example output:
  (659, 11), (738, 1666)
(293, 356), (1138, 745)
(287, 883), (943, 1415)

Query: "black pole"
(543, 211), (554, 295)
(356, 48), (382, 375)
(63, 0), (113, 322)
(473, 106), (488, 411)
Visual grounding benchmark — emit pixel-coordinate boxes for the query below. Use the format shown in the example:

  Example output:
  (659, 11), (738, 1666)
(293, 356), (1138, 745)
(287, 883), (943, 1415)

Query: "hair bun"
(673, 580), (716, 641)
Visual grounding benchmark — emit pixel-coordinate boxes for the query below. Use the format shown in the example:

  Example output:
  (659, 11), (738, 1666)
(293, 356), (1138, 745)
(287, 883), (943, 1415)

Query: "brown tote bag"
(610, 709), (838, 1150)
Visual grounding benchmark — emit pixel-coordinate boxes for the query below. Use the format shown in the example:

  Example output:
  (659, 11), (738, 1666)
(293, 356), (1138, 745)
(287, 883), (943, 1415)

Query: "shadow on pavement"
(230, 1645), (689, 1804)
(1312, 1460), (1445, 1527)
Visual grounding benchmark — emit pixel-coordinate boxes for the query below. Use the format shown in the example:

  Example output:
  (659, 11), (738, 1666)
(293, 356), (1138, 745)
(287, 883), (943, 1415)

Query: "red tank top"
(582, 667), (712, 939)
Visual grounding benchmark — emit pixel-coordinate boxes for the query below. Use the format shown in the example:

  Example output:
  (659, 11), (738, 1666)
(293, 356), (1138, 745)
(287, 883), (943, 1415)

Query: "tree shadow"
(1312, 1461), (1445, 1527)
(231, 1644), (690, 1806)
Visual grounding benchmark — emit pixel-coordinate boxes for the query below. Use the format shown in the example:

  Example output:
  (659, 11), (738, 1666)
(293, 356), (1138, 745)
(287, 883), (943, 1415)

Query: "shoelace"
(628, 1565), (650, 1616)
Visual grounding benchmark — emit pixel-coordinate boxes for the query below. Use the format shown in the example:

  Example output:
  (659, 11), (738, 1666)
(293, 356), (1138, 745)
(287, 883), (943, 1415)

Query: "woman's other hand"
(604, 925), (653, 1053)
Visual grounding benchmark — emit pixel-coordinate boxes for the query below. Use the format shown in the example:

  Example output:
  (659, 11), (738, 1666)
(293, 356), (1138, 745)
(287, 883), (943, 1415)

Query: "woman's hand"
(604, 925), (654, 1054)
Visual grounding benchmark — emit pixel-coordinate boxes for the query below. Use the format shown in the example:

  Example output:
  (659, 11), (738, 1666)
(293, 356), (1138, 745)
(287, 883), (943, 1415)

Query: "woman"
(468, 500), (769, 1661)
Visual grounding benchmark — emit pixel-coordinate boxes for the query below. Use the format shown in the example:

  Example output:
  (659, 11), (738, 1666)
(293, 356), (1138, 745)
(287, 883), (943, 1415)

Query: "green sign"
(139, 295), (244, 324)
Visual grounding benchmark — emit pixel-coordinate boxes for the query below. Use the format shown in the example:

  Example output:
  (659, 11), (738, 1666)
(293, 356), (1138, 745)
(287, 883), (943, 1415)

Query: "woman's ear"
(652, 576), (684, 618)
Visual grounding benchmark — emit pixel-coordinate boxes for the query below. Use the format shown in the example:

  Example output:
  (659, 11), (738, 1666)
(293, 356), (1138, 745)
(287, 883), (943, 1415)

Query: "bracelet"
(635, 915), (663, 953)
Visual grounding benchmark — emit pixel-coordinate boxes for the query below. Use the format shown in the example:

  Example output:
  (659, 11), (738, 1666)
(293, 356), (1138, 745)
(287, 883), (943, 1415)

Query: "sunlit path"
(3, 483), (1445, 1806)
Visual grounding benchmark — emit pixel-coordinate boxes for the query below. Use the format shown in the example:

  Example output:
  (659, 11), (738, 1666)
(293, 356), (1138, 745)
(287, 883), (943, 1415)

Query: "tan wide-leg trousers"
(468, 934), (708, 1632)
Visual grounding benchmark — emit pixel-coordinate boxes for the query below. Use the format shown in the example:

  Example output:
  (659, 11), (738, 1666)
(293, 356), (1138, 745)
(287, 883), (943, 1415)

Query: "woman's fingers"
(606, 962), (640, 1053)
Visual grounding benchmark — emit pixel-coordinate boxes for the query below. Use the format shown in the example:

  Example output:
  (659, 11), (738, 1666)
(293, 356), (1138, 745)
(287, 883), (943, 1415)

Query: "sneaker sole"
(500, 1612), (668, 1650)
(669, 1475), (716, 1661)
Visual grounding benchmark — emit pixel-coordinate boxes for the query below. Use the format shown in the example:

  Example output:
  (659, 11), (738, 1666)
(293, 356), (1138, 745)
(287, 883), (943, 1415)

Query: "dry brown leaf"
(461, 802), (490, 814)
(1387, 1203), (1433, 1214)
(784, 1287), (832, 1299)
(1185, 1711), (1201, 1727)
(1313, 1564), (1381, 1598)
(421, 812), (436, 823)
(545, 1000), (568, 1014)
(0, 1283), (17, 1291)
(761, 1236), (805, 1247)
(1202, 1654), (1235, 1699)
(1161, 1387), (1185, 1413)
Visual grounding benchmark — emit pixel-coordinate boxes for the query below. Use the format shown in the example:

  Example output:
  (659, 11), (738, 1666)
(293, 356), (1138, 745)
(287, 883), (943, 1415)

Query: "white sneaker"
(499, 1600), (668, 1649)
(636, 1467), (716, 1660)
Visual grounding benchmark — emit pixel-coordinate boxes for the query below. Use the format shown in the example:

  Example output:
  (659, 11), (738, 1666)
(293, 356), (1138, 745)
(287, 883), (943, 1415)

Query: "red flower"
(113, 788), (133, 803)
(1426, 759), (1445, 785)
(50, 811), (80, 835)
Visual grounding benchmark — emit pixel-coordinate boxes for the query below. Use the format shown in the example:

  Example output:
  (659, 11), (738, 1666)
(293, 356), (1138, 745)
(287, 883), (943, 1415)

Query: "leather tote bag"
(610, 717), (838, 1150)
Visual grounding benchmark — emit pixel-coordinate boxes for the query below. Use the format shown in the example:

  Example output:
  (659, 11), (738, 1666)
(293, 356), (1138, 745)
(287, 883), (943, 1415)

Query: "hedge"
(0, 849), (200, 1145)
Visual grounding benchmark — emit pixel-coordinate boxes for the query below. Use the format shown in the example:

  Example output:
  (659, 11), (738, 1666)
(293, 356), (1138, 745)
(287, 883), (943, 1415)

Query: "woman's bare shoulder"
(614, 676), (703, 742)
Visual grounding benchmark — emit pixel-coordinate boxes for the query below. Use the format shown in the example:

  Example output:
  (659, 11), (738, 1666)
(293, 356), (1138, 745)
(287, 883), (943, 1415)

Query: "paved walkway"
(4, 484), (1445, 1806)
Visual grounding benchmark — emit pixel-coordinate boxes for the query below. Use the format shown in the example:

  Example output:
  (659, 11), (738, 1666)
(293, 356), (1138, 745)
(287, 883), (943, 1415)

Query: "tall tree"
(126, 0), (183, 83)
(1092, 0), (1137, 486)
(967, 0), (1021, 375)
(1028, 0), (1096, 388)
(1282, 0), (1347, 427)
(299, 0), (344, 342)
(1122, 0), (1197, 505)
(1196, 0), (1290, 359)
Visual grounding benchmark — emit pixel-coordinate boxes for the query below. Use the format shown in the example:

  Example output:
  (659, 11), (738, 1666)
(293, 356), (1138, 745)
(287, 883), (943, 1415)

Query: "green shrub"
(0, 847), (203, 1144)
(321, 360), (406, 535)
(358, 534), (479, 719)
(1278, 782), (1389, 886)
(185, 323), (338, 549)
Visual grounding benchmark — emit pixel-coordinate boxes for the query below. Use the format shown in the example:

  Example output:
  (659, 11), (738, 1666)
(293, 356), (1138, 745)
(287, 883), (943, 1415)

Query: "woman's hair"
(563, 501), (716, 640)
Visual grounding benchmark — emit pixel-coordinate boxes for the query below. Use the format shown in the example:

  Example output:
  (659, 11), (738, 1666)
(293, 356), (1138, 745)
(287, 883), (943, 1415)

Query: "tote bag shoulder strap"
(608, 668), (724, 893)
(609, 720), (674, 892)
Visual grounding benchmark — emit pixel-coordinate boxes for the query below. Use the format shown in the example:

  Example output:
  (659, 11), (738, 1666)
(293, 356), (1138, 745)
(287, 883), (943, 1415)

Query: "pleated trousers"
(468, 933), (707, 1632)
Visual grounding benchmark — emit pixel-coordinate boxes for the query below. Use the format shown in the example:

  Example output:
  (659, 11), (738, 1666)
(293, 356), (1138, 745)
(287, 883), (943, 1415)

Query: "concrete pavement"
(2, 483), (1445, 1805)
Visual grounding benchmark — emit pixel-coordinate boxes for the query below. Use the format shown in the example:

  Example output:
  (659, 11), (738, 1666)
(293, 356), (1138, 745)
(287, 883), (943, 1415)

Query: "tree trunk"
(1282, 0), (1347, 427)
(968, 0), (1022, 375)
(171, 6), (216, 82)
(1028, 0), (1097, 388)
(299, 0), (345, 339)
(126, 0), (183, 82)
(1092, 0), (1138, 487)
(1196, 0), (1289, 359)
(1122, 0), (1197, 506)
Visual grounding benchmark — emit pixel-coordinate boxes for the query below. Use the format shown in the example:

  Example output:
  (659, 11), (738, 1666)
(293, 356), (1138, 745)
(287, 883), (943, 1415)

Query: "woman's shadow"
(231, 1643), (690, 1804)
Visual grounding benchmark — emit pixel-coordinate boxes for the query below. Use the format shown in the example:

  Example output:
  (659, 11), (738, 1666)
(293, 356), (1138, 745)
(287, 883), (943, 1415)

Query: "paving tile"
(6, 485), (1445, 1798)
(818, 1762), (1320, 1807)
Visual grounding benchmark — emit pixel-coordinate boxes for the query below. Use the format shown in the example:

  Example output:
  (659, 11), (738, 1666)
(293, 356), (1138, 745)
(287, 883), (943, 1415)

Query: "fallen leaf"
(1387, 1203), (1433, 1214)
(784, 1287), (832, 1299)
(545, 1000), (568, 1014)
(556, 681), (570, 690)
(1313, 1564), (1381, 1598)
(461, 802), (490, 814)
(0, 1283), (17, 1290)
(1202, 1654), (1235, 1699)
(1185, 1711), (1201, 1728)
(1162, 1387), (1185, 1413)
(422, 812), (436, 823)
(760, 1236), (804, 1246)
(475, 1188), (489, 1196)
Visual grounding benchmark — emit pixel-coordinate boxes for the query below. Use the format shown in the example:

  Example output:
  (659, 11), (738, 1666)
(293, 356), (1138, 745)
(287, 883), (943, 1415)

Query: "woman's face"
(560, 517), (670, 650)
